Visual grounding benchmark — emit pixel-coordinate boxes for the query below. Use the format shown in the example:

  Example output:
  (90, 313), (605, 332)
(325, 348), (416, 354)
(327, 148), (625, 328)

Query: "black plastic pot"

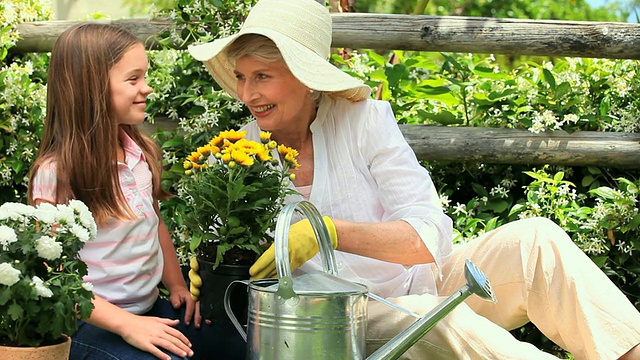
(196, 258), (250, 324)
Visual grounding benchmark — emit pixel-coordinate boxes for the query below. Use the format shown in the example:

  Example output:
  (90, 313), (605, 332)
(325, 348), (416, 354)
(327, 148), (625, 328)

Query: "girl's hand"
(169, 287), (208, 328)
(120, 315), (194, 360)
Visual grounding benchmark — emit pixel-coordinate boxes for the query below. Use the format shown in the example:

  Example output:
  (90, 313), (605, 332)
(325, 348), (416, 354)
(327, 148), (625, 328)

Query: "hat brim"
(187, 29), (371, 102)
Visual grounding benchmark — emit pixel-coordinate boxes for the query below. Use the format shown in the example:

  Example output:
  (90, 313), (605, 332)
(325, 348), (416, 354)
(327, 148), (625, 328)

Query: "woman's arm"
(327, 99), (453, 267)
(333, 219), (434, 266)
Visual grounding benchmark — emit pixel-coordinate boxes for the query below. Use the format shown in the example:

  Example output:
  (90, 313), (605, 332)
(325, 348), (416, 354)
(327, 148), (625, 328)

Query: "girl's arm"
(154, 201), (202, 328)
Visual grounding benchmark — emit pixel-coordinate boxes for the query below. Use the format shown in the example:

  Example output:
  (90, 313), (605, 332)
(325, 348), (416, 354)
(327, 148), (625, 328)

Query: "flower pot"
(197, 258), (251, 324)
(0, 335), (71, 360)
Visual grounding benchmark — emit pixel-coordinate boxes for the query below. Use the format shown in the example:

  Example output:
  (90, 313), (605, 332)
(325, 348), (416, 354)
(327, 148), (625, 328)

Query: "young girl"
(28, 23), (245, 360)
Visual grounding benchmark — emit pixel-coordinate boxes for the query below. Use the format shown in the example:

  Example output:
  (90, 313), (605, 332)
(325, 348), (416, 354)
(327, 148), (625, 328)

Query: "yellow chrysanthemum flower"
(187, 151), (201, 163)
(197, 145), (212, 157)
(219, 129), (247, 142)
(277, 145), (301, 169)
(231, 149), (254, 167)
(259, 131), (272, 143)
(210, 136), (223, 147)
(267, 140), (277, 149)
(221, 153), (232, 163)
(183, 161), (192, 170)
(234, 139), (262, 155)
(256, 150), (271, 162)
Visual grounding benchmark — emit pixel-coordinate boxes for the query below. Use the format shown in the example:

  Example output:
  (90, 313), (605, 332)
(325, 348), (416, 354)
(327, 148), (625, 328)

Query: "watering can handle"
(223, 279), (249, 342)
(274, 200), (338, 300)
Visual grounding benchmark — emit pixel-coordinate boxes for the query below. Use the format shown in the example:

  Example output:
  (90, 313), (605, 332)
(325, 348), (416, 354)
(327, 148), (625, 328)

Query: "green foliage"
(0, 201), (96, 347)
(0, 1), (51, 204)
(344, 50), (640, 133)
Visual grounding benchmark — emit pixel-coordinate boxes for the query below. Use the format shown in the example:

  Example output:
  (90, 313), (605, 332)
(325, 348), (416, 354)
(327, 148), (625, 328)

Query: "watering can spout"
(366, 259), (497, 360)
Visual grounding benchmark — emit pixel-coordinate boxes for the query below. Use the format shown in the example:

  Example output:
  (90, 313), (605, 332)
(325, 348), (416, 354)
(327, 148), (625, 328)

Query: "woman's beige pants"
(366, 217), (640, 359)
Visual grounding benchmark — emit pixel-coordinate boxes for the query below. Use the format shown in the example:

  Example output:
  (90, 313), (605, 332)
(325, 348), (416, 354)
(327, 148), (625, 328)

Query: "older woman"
(187, 0), (640, 358)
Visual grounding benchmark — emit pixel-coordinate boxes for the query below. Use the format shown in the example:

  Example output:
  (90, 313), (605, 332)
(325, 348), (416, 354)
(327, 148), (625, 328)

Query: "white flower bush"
(0, 201), (96, 347)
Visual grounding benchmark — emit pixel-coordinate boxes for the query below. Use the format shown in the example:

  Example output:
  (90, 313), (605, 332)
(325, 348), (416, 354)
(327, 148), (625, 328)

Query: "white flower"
(31, 276), (53, 298)
(0, 262), (21, 286)
(33, 202), (58, 224)
(69, 200), (97, 239)
(56, 204), (75, 224)
(82, 282), (93, 292)
(0, 225), (18, 250)
(0, 202), (35, 221)
(35, 235), (63, 260)
(69, 223), (90, 243)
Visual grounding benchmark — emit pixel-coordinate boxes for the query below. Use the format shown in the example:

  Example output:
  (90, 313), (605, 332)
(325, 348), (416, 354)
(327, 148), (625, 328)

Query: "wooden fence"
(12, 15), (640, 168)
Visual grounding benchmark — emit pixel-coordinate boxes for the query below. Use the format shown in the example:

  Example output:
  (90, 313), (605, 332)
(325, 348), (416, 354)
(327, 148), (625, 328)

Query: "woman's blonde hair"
(28, 23), (169, 224)
(226, 34), (321, 101)
(226, 34), (284, 64)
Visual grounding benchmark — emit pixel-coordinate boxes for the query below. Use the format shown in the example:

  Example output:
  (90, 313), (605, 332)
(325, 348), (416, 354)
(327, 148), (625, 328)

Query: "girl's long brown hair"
(28, 23), (169, 224)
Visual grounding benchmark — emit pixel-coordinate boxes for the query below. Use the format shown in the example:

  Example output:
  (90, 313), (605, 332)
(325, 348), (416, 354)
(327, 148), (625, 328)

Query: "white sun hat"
(187, 0), (371, 102)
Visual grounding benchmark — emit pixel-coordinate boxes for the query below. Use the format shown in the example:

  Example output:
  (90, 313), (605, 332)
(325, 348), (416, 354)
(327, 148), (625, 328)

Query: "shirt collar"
(119, 129), (146, 167)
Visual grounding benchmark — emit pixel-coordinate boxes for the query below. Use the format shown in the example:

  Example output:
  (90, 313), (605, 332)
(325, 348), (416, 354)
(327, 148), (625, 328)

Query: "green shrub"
(0, 1), (51, 204)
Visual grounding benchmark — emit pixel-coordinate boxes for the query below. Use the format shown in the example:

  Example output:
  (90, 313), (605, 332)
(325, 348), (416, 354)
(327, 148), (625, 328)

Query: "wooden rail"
(14, 16), (640, 168)
(12, 15), (640, 59)
(140, 119), (640, 168)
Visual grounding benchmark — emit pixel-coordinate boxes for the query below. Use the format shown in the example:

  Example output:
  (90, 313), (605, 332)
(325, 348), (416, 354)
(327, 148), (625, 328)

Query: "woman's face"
(234, 55), (314, 132)
(109, 43), (153, 126)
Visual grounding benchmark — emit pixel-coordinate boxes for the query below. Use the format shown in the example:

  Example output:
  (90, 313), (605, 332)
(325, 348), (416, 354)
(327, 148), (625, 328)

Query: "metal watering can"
(224, 200), (497, 359)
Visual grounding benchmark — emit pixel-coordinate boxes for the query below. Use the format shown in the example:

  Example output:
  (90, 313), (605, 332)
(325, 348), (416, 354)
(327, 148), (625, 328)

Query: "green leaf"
(542, 68), (556, 90)
(416, 85), (452, 96)
(428, 111), (462, 125)
(554, 82), (572, 99)
(590, 255), (609, 268)
(471, 183), (489, 197)
(589, 187), (617, 200)
(581, 175), (594, 187)
(485, 217), (499, 232)
(628, 214), (640, 231)
(0, 287), (11, 305)
(8, 303), (24, 321)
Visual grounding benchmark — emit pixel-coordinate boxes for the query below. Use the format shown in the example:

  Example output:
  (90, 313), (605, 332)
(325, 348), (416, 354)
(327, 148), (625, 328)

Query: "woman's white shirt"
(243, 95), (453, 298)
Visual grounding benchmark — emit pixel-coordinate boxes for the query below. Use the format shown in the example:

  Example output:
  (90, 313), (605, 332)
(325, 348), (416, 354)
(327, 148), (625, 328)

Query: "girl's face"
(109, 43), (152, 125)
(234, 55), (315, 133)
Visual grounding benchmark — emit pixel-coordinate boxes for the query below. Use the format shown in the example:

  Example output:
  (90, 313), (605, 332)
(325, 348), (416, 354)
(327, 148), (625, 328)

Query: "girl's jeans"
(70, 297), (246, 360)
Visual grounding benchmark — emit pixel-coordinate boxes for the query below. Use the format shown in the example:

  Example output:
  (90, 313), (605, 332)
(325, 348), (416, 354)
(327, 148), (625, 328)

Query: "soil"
(197, 245), (257, 265)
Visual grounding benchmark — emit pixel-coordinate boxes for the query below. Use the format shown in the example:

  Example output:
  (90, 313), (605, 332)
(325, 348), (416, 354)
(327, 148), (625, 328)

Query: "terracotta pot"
(197, 258), (251, 324)
(0, 335), (71, 360)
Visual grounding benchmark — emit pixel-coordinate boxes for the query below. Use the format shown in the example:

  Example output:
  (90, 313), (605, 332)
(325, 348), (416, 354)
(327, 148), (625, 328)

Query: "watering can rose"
(180, 129), (300, 267)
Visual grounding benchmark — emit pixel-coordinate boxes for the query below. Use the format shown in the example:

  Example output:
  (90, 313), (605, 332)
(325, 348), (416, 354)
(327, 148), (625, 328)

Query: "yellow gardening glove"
(188, 257), (202, 301)
(249, 216), (338, 280)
